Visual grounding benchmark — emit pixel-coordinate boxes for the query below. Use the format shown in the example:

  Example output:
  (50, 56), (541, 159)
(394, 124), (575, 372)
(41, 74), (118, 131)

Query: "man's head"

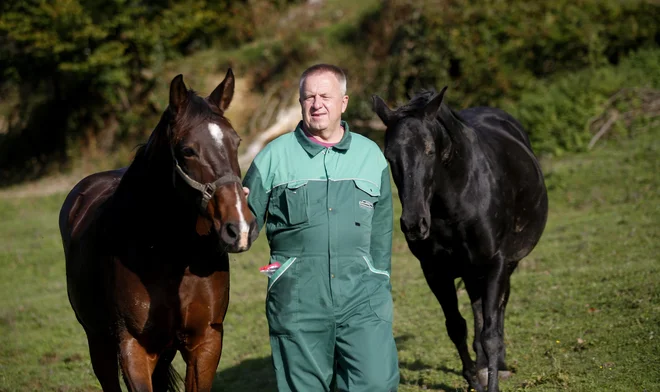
(299, 64), (349, 137)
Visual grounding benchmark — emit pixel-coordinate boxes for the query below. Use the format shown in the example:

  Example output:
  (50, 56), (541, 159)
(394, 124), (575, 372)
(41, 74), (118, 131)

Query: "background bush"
(0, 0), (658, 183)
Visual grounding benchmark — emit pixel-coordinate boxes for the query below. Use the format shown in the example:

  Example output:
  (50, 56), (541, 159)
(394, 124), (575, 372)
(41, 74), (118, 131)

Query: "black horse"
(373, 88), (548, 392)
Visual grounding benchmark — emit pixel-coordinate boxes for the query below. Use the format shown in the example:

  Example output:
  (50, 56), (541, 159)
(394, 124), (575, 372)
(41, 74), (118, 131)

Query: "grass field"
(1, 127), (658, 392)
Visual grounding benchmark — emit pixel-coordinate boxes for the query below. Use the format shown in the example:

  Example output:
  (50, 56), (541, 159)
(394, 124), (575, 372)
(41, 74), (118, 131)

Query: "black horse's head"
(372, 87), (452, 242)
(147, 70), (258, 252)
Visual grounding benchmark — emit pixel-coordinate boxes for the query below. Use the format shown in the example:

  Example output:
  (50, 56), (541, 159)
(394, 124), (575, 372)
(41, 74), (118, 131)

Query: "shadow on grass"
(399, 375), (465, 392)
(212, 336), (449, 392)
(399, 359), (462, 377)
(399, 360), (465, 391)
(213, 356), (277, 392)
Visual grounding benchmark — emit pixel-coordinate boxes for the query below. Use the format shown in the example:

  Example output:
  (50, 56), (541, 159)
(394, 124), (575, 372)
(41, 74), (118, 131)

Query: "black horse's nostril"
(401, 215), (431, 241)
(419, 216), (430, 233)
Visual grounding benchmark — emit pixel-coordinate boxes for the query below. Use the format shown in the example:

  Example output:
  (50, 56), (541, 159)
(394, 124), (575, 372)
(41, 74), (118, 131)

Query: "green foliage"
(503, 48), (660, 155)
(332, 0), (660, 156)
(360, 0), (660, 107)
(0, 0), (253, 184)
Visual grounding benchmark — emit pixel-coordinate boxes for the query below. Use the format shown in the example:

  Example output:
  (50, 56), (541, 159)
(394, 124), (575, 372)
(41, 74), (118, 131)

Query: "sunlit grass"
(0, 128), (658, 391)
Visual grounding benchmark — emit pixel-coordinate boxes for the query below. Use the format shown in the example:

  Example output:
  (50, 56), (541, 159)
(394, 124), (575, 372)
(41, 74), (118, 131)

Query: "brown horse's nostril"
(222, 222), (239, 243)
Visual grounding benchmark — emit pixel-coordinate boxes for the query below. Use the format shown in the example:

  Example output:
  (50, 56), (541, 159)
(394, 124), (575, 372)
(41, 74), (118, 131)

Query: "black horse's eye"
(181, 147), (197, 157)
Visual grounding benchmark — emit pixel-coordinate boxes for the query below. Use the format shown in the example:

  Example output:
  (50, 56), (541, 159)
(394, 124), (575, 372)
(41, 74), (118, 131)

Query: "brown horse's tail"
(152, 356), (183, 392)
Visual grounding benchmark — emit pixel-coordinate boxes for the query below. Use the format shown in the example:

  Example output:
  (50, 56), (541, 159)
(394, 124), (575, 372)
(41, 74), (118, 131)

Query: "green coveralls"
(243, 121), (399, 392)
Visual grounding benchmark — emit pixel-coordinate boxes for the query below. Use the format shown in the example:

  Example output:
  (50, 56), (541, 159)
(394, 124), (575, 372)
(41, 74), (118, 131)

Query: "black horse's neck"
(434, 103), (478, 170)
(430, 103), (485, 211)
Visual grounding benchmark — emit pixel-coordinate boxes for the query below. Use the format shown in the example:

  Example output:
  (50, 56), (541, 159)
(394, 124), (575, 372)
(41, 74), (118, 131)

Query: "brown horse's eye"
(181, 147), (197, 157)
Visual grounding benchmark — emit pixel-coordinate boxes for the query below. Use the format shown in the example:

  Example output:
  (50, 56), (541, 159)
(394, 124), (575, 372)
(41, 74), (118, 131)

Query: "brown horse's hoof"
(477, 368), (514, 386)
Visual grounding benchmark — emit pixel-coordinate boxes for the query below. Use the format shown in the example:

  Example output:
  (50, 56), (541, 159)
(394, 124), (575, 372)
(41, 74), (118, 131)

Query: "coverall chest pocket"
(353, 180), (380, 227)
(284, 181), (309, 225)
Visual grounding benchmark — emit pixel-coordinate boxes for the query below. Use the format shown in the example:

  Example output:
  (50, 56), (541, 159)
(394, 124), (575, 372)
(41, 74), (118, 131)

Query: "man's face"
(299, 71), (349, 135)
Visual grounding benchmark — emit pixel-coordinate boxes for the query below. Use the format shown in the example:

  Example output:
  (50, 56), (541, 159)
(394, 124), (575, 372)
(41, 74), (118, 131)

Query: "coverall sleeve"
(369, 166), (393, 274)
(242, 163), (268, 233)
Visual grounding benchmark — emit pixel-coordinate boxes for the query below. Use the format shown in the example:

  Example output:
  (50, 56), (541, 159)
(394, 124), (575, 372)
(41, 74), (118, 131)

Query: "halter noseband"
(172, 159), (242, 212)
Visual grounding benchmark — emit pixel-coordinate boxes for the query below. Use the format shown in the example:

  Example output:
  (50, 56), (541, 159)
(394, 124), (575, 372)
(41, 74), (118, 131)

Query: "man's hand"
(243, 187), (250, 197)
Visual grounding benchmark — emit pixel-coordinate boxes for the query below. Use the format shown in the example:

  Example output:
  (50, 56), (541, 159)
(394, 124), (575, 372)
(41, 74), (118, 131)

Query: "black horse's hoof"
(477, 368), (513, 387)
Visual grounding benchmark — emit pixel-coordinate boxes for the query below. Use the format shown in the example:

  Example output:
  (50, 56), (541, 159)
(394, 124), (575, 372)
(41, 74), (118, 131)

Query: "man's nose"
(312, 97), (322, 109)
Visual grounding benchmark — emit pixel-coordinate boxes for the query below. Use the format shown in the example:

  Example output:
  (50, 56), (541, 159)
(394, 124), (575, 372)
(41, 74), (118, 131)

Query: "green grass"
(1, 127), (658, 391)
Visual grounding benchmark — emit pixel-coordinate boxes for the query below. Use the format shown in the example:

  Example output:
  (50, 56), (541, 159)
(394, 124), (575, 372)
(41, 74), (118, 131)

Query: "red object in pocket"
(259, 262), (282, 277)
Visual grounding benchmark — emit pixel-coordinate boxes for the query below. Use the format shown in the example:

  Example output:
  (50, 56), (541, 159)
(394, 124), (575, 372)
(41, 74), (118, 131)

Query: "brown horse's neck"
(109, 119), (196, 243)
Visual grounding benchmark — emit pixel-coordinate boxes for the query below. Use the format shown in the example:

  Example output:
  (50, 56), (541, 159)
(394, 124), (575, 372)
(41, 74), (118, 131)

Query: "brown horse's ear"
(209, 68), (235, 112)
(372, 95), (393, 126)
(170, 74), (188, 115)
(196, 215), (212, 236)
(424, 86), (448, 121)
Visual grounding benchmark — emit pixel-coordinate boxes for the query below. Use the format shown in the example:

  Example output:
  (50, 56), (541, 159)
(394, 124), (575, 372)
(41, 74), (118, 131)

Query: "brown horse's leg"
(420, 264), (483, 392)
(181, 324), (223, 392)
(88, 334), (122, 392)
(118, 332), (158, 392)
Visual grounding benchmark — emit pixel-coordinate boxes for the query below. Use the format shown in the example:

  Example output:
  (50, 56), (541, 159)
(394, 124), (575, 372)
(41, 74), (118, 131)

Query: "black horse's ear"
(209, 68), (235, 112)
(169, 74), (188, 115)
(372, 95), (393, 126)
(424, 86), (448, 120)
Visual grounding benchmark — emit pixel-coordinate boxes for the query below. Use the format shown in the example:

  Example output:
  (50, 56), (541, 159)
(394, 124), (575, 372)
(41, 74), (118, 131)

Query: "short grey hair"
(299, 64), (347, 97)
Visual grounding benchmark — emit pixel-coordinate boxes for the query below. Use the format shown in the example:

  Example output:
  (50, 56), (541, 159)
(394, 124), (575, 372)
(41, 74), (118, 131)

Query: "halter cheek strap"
(167, 123), (242, 212)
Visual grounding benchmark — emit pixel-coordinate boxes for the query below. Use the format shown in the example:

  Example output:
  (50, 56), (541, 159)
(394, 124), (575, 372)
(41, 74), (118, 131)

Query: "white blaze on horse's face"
(208, 123), (224, 147)
(207, 122), (250, 249)
(233, 188), (251, 251)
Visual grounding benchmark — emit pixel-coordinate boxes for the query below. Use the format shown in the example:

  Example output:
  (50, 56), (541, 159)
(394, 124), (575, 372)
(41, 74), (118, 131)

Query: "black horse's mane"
(391, 89), (464, 125)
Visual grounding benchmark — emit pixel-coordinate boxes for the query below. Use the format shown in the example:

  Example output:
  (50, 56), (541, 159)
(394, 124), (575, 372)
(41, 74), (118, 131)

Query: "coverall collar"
(294, 120), (352, 157)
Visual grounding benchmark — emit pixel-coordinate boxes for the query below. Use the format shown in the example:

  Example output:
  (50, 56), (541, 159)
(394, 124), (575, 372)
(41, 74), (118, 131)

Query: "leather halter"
(169, 135), (242, 212)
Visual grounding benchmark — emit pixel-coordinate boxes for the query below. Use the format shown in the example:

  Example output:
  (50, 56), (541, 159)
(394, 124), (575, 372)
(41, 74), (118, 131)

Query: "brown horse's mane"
(131, 90), (233, 168)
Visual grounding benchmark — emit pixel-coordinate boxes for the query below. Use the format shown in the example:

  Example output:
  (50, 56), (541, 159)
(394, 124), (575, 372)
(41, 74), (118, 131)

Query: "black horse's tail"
(152, 355), (183, 392)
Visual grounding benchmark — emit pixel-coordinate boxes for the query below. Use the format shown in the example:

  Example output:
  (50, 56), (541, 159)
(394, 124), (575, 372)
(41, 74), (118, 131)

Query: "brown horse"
(59, 69), (258, 392)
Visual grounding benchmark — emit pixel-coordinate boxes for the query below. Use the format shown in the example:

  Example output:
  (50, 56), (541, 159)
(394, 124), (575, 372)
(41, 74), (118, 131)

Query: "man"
(242, 64), (399, 391)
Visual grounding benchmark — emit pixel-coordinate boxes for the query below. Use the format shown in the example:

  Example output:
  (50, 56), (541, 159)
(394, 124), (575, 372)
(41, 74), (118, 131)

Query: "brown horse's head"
(165, 69), (257, 252)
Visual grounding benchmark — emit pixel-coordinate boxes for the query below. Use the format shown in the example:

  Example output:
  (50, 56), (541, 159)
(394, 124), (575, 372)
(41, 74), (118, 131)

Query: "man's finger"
(242, 187), (250, 196)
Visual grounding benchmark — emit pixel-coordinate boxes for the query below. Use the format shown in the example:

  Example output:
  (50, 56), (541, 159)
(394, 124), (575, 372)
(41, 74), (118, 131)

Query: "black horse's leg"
(420, 263), (483, 392)
(497, 261), (518, 375)
(464, 277), (488, 386)
(497, 281), (513, 378)
(482, 256), (509, 392)
(87, 333), (122, 392)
